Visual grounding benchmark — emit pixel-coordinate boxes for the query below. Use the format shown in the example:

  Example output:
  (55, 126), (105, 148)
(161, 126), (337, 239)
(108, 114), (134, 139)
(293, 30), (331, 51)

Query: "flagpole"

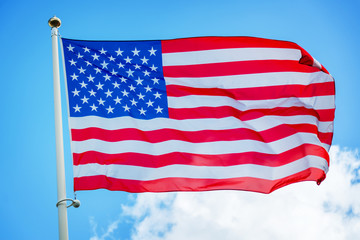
(49, 16), (69, 240)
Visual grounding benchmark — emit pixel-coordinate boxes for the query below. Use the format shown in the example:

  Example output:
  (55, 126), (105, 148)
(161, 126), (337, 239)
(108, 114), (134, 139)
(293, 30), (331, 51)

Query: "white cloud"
(89, 216), (120, 240)
(121, 145), (360, 240)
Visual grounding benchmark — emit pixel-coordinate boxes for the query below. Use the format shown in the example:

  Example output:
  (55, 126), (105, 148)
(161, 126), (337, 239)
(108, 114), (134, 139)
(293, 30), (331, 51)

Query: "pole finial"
(48, 16), (61, 28)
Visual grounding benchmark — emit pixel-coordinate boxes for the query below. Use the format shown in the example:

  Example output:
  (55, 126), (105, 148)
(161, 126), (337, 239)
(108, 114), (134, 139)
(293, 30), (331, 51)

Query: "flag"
(61, 36), (335, 194)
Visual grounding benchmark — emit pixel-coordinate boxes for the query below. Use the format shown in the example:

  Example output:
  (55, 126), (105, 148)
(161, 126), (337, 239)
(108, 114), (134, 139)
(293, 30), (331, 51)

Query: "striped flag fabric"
(61, 36), (335, 194)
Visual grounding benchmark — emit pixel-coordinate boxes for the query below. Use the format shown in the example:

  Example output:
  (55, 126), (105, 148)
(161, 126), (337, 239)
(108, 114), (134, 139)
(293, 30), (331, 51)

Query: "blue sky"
(1, 0), (360, 239)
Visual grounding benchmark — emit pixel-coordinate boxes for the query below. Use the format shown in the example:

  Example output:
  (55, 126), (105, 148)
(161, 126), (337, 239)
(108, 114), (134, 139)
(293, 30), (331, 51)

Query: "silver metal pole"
(49, 16), (69, 240)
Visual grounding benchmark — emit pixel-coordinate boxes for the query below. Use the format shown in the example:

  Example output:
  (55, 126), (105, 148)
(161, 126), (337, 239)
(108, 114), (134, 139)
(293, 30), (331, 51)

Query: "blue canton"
(62, 38), (168, 119)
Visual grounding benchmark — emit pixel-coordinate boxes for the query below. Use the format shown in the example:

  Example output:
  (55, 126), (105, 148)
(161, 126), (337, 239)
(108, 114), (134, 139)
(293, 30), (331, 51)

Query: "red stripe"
(161, 36), (301, 53)
(73, 143), (329, 167)
(166, 82), (335, 100)
(161, 37), (328, 74)
(74, 167), (326, 193)
(316, 109), (335, 122)
(168, 106), (335, 122)
(318, 132), (333, 146)
(171, 107), (334, 145)
(71, 123), (317, 143)
(163, 60), (319, 78)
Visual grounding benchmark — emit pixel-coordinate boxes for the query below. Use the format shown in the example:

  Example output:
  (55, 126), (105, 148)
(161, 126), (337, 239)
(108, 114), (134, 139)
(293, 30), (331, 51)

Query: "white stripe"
(323, 143), (331, 152)
(312, 58), (322, 69)
(71, 132), (321, 155)
(165, 71), (333, 89)
(69, 115), (333, 133)
(162, 48), (301, 66)
(73, 155), (328, 180)
(168, 95), (335, 111)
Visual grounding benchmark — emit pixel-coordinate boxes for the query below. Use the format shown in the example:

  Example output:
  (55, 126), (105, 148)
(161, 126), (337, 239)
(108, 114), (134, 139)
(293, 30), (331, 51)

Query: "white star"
(92, 53), (99, 61)
(108, 56), (116, 62)
(134, 64), (141, 70)
(115, 48), (124, 56)
(126, 68), (134, 77)
(77, 53), (83, 59)
(137, 93), (145, 100)
(155, 106), (163, 113)
(148, 47), (157, 56)
(90, 104), (98, 111)
(78, 67), (86, 74)
(87, 74), (95, 82)
(105, 89), (113, 98)
(99, 48), (107, 54)
(120, 77), (127, 83)
(146, 99), (154, 107)
(83, 47), (90, 53)
(123, 104), (130, 112)
(72, 88), (80, 96)
(106, 105), (114, 113)
(114, 96), (122, 104)
(96, 82), (104, 90)
(132, 47), (140, 56)
(94, 68), (102, 74)
(150, 64), (158, 71)
(70, 73), (79, 81)
(73, 104), (81, 112)
(69, 59), (77, 66)
(85, 61), (92, 66)
(143, 70), (150, 77)
(67, 44), (74, 52)
(135, 77), (143, 85)
(112, 81), (120, 88)
(97, 98), (105, 105)
(117, 62), (125, 69)
(152, 77), (160, 84)
(79, 81), (87, 88)
(101, 60), (109, 69)
(81, 95), (89, 103)
(103, 74), (111, 81)
(129, 84), (136, 91)
(141, 56), (149, 64)
(88, 89), (97, 97)
(110, 69), (118, 75)
(130, 98), (138, 106)
(121, 89), (129, 97)
(124, 56), (132, 63)
(139, 108), (146, 115)
(144, 85), (152, 92)
(154, 92), (162, 99)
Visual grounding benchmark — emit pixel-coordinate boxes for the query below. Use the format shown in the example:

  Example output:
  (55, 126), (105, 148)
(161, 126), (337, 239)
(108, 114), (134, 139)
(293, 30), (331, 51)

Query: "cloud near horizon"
(92, 145), (360, 240)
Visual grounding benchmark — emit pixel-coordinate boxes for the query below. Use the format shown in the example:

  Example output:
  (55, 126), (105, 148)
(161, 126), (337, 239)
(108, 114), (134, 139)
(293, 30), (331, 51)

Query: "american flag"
(61, 36), (335, 194)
